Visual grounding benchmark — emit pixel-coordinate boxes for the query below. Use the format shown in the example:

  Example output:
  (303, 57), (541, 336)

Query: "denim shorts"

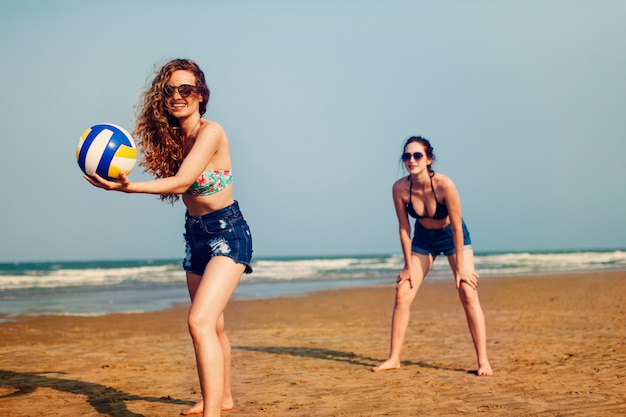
(411, 219), (471, 257)
(183, 200), (253, 275)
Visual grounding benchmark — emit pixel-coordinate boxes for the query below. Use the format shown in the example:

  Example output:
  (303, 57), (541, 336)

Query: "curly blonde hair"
(134, 58), (210, 203)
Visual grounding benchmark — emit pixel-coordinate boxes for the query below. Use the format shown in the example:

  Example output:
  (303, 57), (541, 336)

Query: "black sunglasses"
(401, 152), (424, 162)
(163, 84), (197, 98)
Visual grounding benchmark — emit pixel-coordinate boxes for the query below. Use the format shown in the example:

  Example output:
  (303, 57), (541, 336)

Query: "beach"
(0, 271), (624, 416)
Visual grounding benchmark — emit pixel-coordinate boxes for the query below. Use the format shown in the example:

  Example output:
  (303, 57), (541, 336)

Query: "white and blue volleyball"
(76, 123), (138, 180)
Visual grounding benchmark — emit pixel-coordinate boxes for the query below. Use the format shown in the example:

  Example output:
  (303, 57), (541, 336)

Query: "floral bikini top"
(186, 169), (233, 196)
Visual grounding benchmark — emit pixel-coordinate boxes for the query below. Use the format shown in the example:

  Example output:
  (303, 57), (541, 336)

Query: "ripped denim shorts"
(183, 200), (253, 275)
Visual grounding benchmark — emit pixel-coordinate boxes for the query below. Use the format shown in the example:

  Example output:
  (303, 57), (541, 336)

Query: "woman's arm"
(440, 175), (478, 289)
(84, 121), (224, 194)
(392, 180), (414, 288)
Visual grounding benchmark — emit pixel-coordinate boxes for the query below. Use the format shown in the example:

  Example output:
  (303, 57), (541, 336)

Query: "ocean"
(1, 250), (625, 322)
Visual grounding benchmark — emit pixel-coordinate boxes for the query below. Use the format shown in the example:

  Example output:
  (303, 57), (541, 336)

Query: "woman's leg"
(373, 252), (432, 372)
(217, 312), (234, 410)
(185, 257), (245, 417)
(181, 312), (234, 415)
(448, 248), (493, 376)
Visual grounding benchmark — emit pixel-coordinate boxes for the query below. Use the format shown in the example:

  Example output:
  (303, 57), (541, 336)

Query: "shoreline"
(2, 268), (622, 322)
(3, 249), (625, 321)
(1, 271), (625, 416)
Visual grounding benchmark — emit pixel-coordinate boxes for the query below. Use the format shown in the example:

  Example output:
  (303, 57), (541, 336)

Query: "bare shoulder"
(433, 173), (459, 199)
(433, 172), (454, 188)
(199, 120), (226, 138)
(195, 120), (229, 152)
(392, 176), (409, 191)
(392, 176), (410, 200)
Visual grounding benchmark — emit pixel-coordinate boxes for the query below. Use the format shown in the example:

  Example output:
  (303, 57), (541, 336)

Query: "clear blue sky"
(1, 1), (624, 262)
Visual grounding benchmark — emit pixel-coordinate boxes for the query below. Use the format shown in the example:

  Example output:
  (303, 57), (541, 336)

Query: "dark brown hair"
(134, 59), (210, 203)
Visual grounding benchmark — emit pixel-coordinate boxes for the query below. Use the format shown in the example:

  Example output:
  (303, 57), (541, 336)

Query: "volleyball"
(76, 123), (138, 181)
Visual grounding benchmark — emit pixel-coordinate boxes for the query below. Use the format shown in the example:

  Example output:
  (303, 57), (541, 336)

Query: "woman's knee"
(187, 313), (202, 339)
(395, 289), (415, 310)
(457, 284), (478, 306)
(187, 311), (224, 340)
(187, 311), (211, 339)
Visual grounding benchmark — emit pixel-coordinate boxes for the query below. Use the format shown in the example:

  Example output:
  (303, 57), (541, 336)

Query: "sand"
(1, 271), (625, 416)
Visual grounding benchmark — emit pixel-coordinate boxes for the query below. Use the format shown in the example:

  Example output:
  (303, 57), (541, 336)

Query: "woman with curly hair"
(372, 136), (492, 376)
(85, 58), (253, 416)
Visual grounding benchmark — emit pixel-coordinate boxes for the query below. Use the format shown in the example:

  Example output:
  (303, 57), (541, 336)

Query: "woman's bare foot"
(371, 359), (401, 372)
(477, 362), (494, 376)
(222, 397), (234, 411)
(181, 398), (234, 415)
(181, 400), (203, 416)
(181, 400), (202, 416)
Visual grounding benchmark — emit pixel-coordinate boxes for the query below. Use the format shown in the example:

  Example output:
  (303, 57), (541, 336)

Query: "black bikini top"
(406, 174), (449, 220)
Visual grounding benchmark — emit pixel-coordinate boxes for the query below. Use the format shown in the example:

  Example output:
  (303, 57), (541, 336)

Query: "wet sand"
(1, 271), (625, 416)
